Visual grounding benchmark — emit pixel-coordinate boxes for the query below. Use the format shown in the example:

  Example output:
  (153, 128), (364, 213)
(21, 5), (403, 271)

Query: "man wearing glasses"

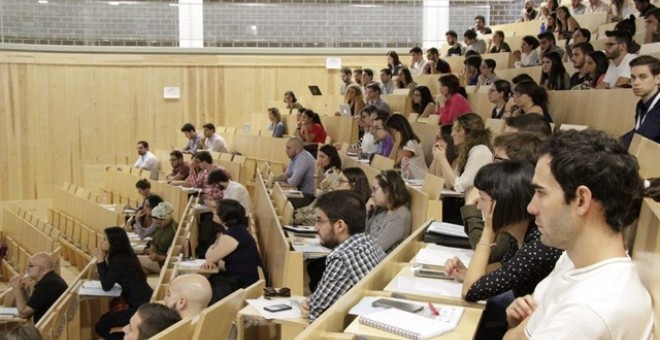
(603, 30), (637, 88)
(301, 191), (385, 322)
(10, 252), (68, 323)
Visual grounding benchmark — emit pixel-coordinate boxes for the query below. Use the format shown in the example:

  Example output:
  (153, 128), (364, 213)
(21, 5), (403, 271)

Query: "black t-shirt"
(28, 271), (68, 323)
(435, 59), (452, 74)
(447, 46), (463, 57)
(223, 224), (262, 286)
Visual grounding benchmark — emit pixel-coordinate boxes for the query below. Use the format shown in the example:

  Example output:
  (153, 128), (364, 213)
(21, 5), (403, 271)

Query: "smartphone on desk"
(414, 268), (452, 280)
(264, 304), (293, 313)
(371, 298), (424, 313)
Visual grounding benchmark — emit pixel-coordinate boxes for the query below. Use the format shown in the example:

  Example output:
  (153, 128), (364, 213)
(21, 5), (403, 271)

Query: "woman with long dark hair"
(411, 86), (436, 118)
(95, 226), (153, 340)
(386, 50), (404, 76)
(314, 144), (342, 197)
(540, 51), (570, 90)
(385, 114), (428, 180)
(299, 109), (327, 144)
(512, 80), (553, 122)
(437, 74), (473, 126)
(581, 51), (609, 89)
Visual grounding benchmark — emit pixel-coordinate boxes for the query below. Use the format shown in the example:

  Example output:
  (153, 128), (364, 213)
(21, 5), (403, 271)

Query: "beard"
(319, 230), (340, 249)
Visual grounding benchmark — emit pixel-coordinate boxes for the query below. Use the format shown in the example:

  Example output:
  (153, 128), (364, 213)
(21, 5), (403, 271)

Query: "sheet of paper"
(386, 268), (463, 298)
(413, 244), (474, 267)
(427, 221), (469, 239)
(177, 259), (207, 268)
(79, 280), (122, 297)
(246, 297), (306, 320)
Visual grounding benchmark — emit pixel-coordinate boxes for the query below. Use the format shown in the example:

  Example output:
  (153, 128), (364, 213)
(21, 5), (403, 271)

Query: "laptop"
(339, 104), (352, 116)
(308, 85), (322, 96)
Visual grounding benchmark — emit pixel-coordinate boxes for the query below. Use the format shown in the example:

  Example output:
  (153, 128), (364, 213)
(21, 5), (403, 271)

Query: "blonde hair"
(344, 84), (363, 104)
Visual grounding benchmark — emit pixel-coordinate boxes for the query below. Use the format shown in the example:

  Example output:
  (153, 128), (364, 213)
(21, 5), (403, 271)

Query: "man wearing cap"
(138, 202), (178, 274)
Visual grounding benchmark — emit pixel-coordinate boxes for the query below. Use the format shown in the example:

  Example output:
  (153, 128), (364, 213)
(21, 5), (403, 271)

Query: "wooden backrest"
(629, 134), (660, 178)
(370, 154), (394, 171)
(632, 198), (660, 340)
(191, 289), (247, 340)
(420, 173), (445, 200)
(151, 317), (193, 340)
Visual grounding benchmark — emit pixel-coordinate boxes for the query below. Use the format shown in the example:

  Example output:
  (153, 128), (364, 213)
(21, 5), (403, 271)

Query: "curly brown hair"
(454, 113), (492, 173)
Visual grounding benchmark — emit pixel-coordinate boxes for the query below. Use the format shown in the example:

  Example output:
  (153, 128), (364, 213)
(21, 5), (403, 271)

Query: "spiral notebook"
(358, 308), (456, 339)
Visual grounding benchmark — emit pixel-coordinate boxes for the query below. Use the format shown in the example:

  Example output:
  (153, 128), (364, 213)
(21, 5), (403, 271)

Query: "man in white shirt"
(504, 130), (653, 340)
(463, 29), (487, 54)
(207, 168), (252, 216)
(201, 123), (229, 153)
(585, 0), (609, 13)
(339, 67), (354, 95)
(570, 0), (587, 15)
(134, 140), (160, 180)
(408, 47), (428, 75)
(603, 30), (637, 88)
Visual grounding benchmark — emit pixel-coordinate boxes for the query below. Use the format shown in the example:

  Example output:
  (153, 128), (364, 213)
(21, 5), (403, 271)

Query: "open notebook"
(358, 308), (461, 340)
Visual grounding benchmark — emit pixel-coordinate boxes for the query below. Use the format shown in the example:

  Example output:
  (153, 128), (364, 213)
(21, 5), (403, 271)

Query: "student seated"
(138, 202), (177, 274)
(511, 81), (553, 122)
(313, 145), (343, 197)
(621, 55), (660, 147)
(462, 132), (547, 264)
(489, 80), (513, 119)
(489, 31), (512, 53)
(202, 199), (261, 304)
(163, 274), (213, 319)
(95, 227), (153, 340)
(540, 51), (571, 90)
(432, 113), (492, 194)
(429, 126), (459, 178)
(504, 130), (653, 339)
(503, 113), (553, 137)
(293, 167), (372, 226)
(385, 114), (428, 180)
(301, 191), (386, 321)
(446, 161), (562, 302)
(370, 110), (395, 158)
(9, 253), (68, 323)
(274, 137), (316, 207)
(513, 36), (541, 68)
(166, 150), (191, 183)
(123, 303), (182, 340)
(267, 107), (285, 138)
(448, 161), (562, 340)
(134, 140), (159, 180)
(207, 168), (251, 215)
(411, 86), (436, 118)
(133, 194), (164, 240)
(299, 110), (327, 145)
(437, 74), (473, 126)
(365, 170), (412, 253)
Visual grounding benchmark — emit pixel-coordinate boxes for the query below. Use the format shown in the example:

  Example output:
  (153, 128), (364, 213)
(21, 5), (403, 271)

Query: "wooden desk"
(236, 301), (309, 340)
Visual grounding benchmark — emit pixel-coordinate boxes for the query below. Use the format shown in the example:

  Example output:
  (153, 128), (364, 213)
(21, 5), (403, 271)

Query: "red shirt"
(438, 93), (472, 126)
(302, 123), (327, 144)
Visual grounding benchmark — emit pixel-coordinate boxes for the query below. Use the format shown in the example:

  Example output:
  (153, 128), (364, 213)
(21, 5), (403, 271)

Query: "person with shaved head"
(274, 137), (316, 207)
(163, 274), (213, 319)
(9, 252), (68, 323)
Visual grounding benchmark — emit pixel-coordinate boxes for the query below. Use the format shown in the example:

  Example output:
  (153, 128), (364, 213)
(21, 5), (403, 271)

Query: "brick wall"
(0, 0), (524, 48)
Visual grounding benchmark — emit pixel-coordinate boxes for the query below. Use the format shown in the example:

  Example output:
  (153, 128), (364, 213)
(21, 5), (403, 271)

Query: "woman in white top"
(609, 0), (635, 22)
(433, 113), (492, 193)
(514, 36), (541, 68)
(384, 114), (428, 180)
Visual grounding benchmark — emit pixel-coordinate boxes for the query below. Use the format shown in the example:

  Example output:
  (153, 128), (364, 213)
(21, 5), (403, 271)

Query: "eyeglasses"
(372, 126), (384, 131)
(263, 287), (291, 298)
(493, 155), (507, 163)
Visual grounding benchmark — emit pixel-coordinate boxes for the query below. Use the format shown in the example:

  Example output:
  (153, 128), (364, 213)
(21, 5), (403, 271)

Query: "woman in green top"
(138, 202), (177, 274)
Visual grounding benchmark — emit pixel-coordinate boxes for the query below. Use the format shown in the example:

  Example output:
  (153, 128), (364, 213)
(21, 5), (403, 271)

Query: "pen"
(428, 302), (439, 316)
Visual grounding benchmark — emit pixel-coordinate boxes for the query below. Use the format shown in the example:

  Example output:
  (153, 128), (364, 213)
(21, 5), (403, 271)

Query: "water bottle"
(401, 157), (411, 181)
(540, 22), (546, 34)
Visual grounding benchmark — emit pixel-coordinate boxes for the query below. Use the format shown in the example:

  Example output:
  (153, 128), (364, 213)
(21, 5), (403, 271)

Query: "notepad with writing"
(358, 308), (455, 340)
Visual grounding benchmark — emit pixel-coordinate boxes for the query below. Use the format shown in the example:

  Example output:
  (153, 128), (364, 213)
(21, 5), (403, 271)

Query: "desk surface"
(238, 304), (309, 327)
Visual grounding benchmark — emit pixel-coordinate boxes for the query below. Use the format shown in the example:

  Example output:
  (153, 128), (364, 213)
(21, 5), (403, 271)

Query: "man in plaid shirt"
(301, 191), (386, 322)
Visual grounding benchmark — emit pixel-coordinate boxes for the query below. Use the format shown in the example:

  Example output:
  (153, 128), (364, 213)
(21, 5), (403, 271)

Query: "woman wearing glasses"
(365, 170), (412, 253)
(488, 80), (513, 119)
(511, 80), (553, 122)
